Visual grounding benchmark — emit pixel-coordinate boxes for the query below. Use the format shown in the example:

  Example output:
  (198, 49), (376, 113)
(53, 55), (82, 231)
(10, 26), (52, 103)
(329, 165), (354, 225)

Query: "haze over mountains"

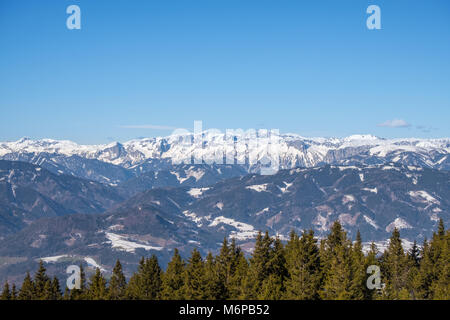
(0, 133), (448, 284)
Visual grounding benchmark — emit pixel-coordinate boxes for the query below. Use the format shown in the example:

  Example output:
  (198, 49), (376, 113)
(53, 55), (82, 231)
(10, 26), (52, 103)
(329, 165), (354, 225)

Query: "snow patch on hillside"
(208, 216), (258, 240)
(84, 257), (106, 271)
(408, 190), (440, 205)
(105, 232), (163, 253)
(385, 218), (412, 232)
(187, 187), (209, 198)
(246, 184), (268, 192)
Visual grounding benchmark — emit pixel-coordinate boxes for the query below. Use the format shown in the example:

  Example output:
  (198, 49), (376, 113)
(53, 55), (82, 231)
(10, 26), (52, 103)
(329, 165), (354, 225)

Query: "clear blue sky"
(1, 0), (449, 144)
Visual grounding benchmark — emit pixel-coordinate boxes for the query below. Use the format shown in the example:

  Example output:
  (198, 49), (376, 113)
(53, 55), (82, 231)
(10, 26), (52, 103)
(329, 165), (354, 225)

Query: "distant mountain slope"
(0, 163), (448, 284)
(118, 164), (247, 197)
(0, 160), (124, 237)
(184, 163), (449, 242)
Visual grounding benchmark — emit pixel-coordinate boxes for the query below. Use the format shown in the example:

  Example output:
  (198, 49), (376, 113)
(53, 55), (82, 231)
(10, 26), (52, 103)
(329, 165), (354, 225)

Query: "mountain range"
(0, 133), (448, 284)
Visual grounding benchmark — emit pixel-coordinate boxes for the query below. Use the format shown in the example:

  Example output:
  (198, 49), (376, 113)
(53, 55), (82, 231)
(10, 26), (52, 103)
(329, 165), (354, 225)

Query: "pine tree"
(108, 260), (127, 300)
(320, 221), (354, 300)
(34, 260), (50, 299)
(214, 238), (232, 299)
(126, 256), (162, 299)
(259, 237), (287, 299)
(284, 230), (322, 300)
(228, 249), (248, 299)
(431, 229), (449, 299)
(408, 241), (421, 268)
(11, 284), (17, 300)
(350, 231), (366, 300)
(1, 282), (11, 300)
(50, 277), (62, 300)
(411, 238), (432, 299)
(42, 279), (53, 300)
(204, 252), (222, 299)
(88, 268), (108, 300)
(243, 231), (273, 299)
(18, 272), (35, 300)
(183, 249), (207, 300)
(381, 228), (409, 299)
(160, 249), (185, 300)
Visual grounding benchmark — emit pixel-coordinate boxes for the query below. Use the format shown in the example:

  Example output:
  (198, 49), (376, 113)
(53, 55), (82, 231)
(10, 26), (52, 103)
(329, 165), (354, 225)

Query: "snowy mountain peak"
(1, 134), (449, 171)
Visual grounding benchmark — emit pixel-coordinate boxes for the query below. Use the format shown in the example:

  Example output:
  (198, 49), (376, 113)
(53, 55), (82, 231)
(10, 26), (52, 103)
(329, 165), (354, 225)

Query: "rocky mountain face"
(0, 162), (448, 284)
(1, 134), (449, 183)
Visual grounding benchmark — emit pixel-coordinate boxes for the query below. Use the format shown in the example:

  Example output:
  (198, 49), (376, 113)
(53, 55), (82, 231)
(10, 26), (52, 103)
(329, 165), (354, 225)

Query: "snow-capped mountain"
(1, 134), (449, 179)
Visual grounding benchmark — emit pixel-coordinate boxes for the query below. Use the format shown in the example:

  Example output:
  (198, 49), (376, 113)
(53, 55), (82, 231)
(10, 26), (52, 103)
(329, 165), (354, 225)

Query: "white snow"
(255, 207), (269, 216)
(182, 210), (204, 227)
(84, 257), (106, 271)
(385, 218), (412, 232)
(362, 187), (378, 194)
(246, 184), (269, 192)
(408, 190), (440, 205)
(41, 255), (69, 263)
(362, 239), (415, 254)
(208, 216), (258, 240)
(187, 187), (210, 198)
(1, 135), (449, 171)
(342, 195), (356, 204)
(278, 181), (293, 193)
(363, 215), (379, 229)
(105, 232), (163, 253)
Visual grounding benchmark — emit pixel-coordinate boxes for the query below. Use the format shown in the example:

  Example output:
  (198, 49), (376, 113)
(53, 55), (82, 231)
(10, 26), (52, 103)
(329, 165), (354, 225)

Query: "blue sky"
(0, 0), (449, 144)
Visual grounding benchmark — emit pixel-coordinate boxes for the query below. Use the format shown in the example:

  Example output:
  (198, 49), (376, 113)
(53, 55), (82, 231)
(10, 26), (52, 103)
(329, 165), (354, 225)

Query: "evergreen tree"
(11, 284), (17, 300)
(108, 260), (127, 300)
(243, 231), (273, 299)
(381, 228), (409, 299)
(228, 249), (248, 299)
(431, 229), (449, 299)
(1, 282), (11, 300)
(350, 231), (366, 300)
(214, 238), (232, 299)
(34, 260), (50, 299)
(320, 221), (354, 300)
(88, 268), (108, 300)
(183, 249), (207, 300)
(160, 249), (185, 300)
(18, 272), (35, 300)
(204, 252), (222, 299)
(284, 230), (322, 300)
(259, 236), (287, 299)
(50, 277), (62, 300)
(126, 256), (162, 299)
(42, 279), (53, 300)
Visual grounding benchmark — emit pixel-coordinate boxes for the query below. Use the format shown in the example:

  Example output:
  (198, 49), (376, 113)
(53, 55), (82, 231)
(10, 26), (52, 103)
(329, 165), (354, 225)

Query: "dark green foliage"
(3, 221), (449, 301)
(88, 268), (108, 300)
(160, 249), (185, 299)
(108, 260), (126, 300)
(126, 255), (162, 299)
(183, 249), (208, 300)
